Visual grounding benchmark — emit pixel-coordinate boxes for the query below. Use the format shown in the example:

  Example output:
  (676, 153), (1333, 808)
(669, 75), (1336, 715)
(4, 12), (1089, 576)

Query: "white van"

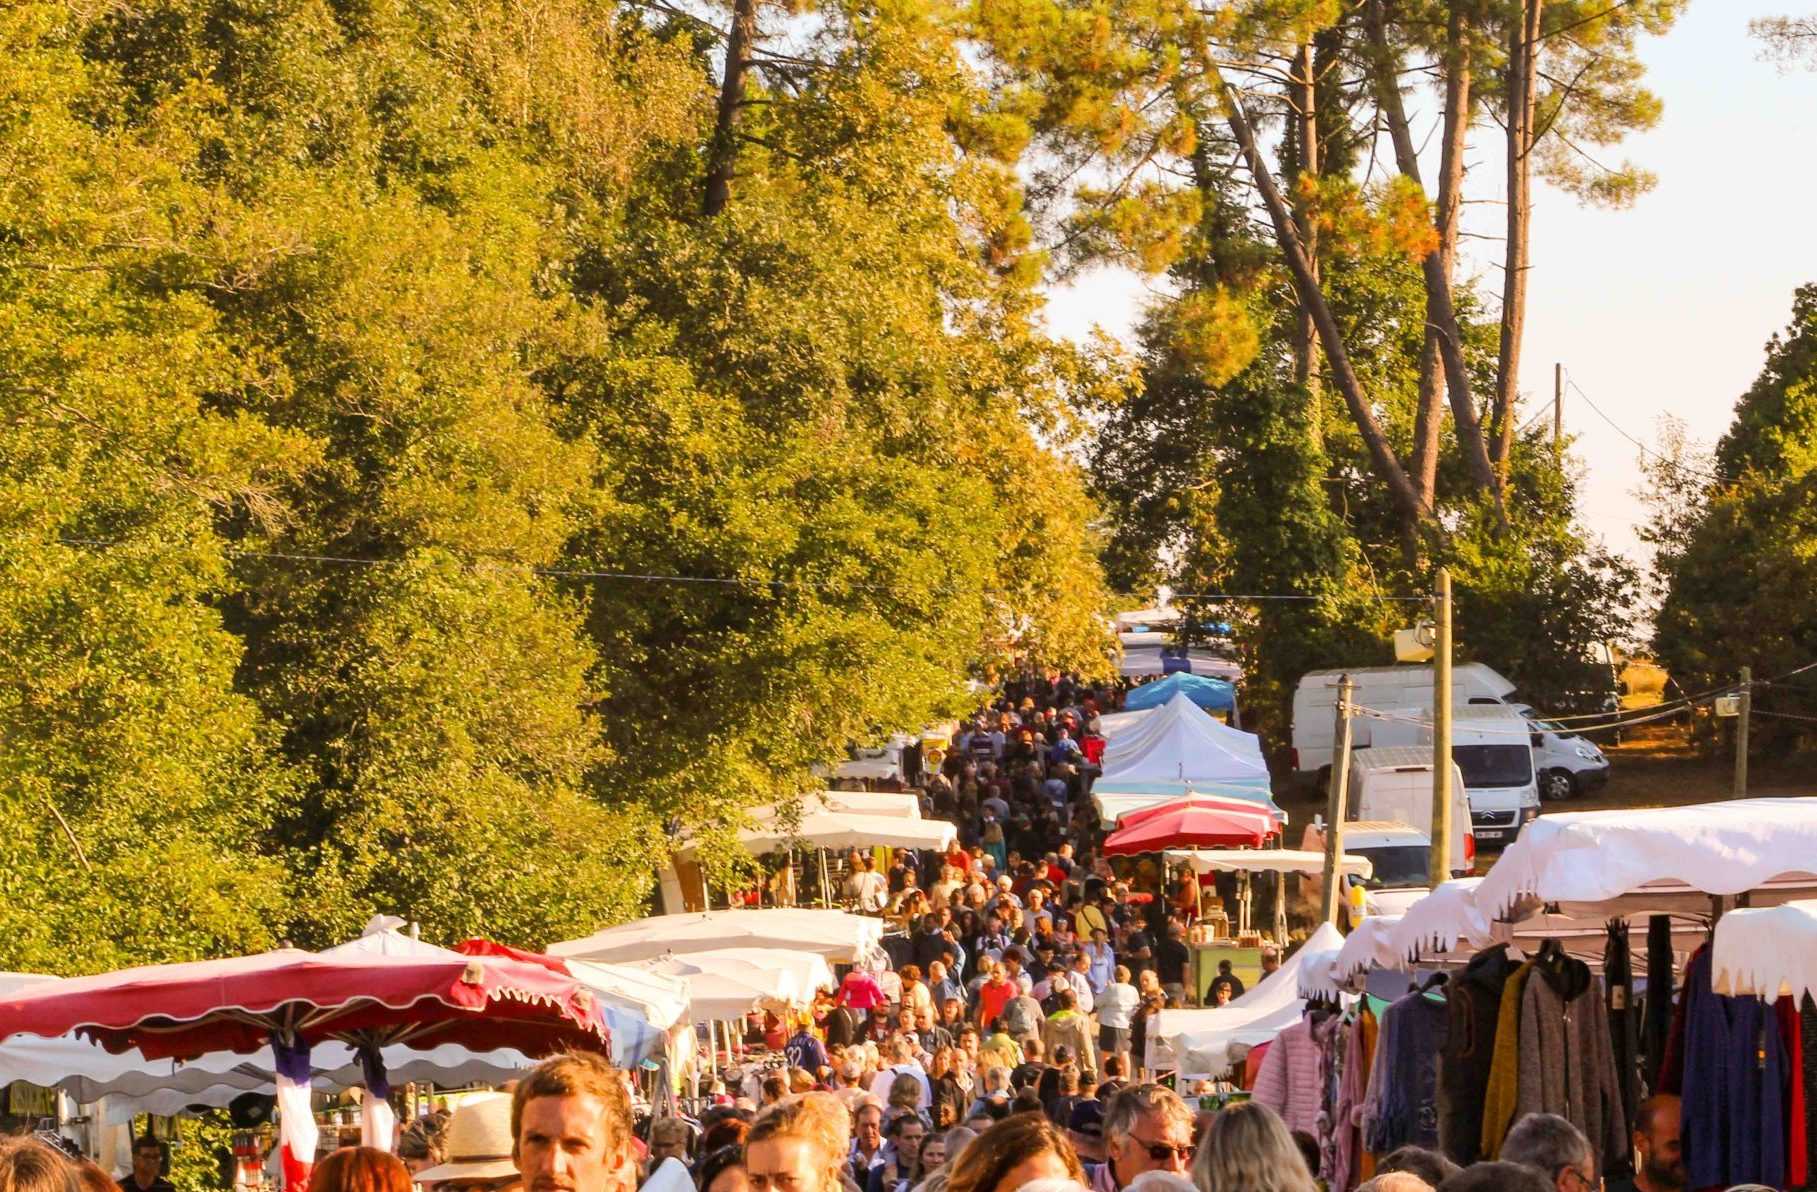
(1291, 664), (1516, 786)
(1344, 747), (1476, 871)
(1508, 703), (1610, 801)
(1362, 707), (1540, 845)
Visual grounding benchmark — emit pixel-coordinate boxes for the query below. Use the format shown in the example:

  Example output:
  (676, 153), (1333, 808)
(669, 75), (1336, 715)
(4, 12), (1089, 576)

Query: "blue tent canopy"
(1123, 671), (1236, 713)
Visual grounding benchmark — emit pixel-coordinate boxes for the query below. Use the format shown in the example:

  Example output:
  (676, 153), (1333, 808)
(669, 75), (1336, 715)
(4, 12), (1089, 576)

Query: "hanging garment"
(1254, 1016), (1326, 1135)
(1515, 944), (1627, 1169)
(1803, 995), (1817, 1187)
(1658, 941), (1697, 1097)
(1680, 944), (1789, 1190)
(1604, 923), (1639, 1181)
(1314, 1011), (1347, 1191)
(1778, 996), (1806, 1189)
(1363, 986), (1447, 1154)
(1334, 1003), (1381, 1192)
(1480, 959), (1534, 1159)
(1641, 914), (1675, 1094)
(1437, 944), (1519, 1165)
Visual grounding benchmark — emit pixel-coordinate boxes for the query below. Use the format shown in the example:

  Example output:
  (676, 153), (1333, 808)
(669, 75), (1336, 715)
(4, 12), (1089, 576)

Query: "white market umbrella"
(549, 908), (883, 966)
(626, 949), (834, 1021)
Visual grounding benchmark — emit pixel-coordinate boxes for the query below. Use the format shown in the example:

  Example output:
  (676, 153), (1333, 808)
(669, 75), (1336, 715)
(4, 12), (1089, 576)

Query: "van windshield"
(1354, 845), (1431, 889)
(1454, 744), (1533, 787)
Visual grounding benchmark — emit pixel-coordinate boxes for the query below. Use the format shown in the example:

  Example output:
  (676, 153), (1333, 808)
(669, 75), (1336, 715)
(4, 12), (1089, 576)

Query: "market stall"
(1164, 848), (1371, 942)
(548, 907), (884, 966)
(1099, 693), (1267, 785)
(1148, 922), (1346, 1079)
(1090, 781), (1277, 828)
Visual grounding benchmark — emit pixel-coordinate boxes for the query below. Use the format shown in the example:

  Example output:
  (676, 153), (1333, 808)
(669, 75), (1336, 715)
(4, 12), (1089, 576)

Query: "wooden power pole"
(1321, 675), (1356, 923)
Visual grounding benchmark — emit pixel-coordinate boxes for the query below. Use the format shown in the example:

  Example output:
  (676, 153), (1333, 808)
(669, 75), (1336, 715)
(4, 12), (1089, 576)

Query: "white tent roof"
(683, 809), (955, 858)
(549, 908), (884, 965)
(1474, 798), (1817, 919)
(1164, 849), (1372, 878)
(1098, 707), (1155, 739)
(1160, 923), (1345, 1078)
(1119, 648), (1244, 682)
(625, 948), (833, 1020)
(1714, 900), (1817, 1000)
(791, 791), (922, 819)
(1100, 693), (1268, 786)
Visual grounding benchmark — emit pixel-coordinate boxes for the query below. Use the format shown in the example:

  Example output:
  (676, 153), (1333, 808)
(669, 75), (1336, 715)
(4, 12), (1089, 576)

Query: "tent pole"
(1273, 873), (1286, 944)
(820, 849), (831, 908)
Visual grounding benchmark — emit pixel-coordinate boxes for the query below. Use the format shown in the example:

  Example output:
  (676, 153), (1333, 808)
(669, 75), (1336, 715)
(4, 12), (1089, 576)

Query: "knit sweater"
(1437, 944), (1519, 1166)
(1253, 1017), (1325, 1135)
(1479, 961), (1533, 1159)
(1515, 953), (1626, 1169)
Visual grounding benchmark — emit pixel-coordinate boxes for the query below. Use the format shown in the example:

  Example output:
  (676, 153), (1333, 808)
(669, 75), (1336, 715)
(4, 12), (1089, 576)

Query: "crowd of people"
(0, 675), (1706, 1192)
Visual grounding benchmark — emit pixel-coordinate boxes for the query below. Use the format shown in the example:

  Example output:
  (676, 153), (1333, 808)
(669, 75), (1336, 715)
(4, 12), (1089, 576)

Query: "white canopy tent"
(1156, 923), (1346, 1078)
(1119, 648), (1243, 682)
(1090, 783), (1276, 829)
(674, 809), (955, 860)
(1474, 798), (1817, 920)
(1714, 900), (1817, 1000)
(787, 791), (923, 819)
(1099, 694), (1269, 786)
(549, 908), (884, 966)
(1323, 915), (1405, 987)
(1164, 849), (1373, 878)
(625, 948), (834, 1021)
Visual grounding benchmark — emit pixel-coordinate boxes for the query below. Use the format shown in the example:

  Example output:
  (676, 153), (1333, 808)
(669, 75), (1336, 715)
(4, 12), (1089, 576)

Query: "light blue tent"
(1123, 671), (1237, 713)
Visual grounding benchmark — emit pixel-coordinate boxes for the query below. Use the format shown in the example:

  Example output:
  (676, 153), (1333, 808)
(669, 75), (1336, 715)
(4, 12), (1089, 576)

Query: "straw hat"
(413, 1093), (518, 1184)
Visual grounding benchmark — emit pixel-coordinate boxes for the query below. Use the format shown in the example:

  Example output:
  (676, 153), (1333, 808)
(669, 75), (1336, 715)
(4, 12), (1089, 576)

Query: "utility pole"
(1735, 665), (1752, 798)
(1321, 675), (1356, 924)
(1554, 362), (1564, 446)
(1430, 568), (1454, 885)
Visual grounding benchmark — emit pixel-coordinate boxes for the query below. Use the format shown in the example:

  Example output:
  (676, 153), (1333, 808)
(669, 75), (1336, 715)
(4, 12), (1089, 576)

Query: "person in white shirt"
(847, 855), (888, 914)
(1096, 965), (1140, 1080)
(1065, 953), (1096, 1014)
(1084, 930), (1116, 994)
(865, 1037), (932, 1109)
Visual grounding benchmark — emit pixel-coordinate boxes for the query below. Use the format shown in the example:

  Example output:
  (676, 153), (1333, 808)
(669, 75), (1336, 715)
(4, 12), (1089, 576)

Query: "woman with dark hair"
(695, 1146), (750, 1192)
(945, 1113), (1084, 1192)
(310, 1148), (414, 1192)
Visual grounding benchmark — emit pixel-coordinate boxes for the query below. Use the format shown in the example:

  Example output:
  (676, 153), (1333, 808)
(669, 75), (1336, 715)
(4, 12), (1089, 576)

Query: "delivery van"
(1343, 747), (1476, 871)
(1508, 703), (1610, 801)
(1360, 706), (1541, 845)
(1291, 664), (1516, 787)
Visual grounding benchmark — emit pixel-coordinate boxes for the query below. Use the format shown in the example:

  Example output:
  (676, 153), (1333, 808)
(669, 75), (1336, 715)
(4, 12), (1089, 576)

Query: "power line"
(1565, 377), (1726, 485)
(39, 536), (1438, 604)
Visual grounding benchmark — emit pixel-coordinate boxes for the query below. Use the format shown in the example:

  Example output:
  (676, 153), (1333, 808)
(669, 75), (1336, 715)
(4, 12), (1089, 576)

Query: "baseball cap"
(1068, 1100), (1104, 1138)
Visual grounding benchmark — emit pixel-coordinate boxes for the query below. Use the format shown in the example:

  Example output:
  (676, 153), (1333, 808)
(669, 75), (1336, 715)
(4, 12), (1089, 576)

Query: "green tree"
(1656, 285), (1817, 743)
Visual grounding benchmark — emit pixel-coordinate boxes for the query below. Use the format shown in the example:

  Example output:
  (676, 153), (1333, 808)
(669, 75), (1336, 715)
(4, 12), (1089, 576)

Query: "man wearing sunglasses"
(1099, 1084), (1195, 1191)
(1502, 1113), (1596, 1192)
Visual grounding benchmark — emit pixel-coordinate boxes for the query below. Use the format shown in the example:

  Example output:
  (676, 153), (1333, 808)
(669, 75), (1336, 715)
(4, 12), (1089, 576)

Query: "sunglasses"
(1137, 1142), (1194, 1162)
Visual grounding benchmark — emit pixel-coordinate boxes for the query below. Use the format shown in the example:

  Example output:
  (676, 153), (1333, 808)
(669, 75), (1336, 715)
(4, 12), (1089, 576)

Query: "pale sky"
(1042, 2), (1817, 569)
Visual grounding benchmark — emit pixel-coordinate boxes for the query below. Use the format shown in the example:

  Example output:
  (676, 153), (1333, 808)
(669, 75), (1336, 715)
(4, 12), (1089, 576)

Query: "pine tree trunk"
(1492, 0), (1542, 482)
(1290, 40), (1321, 446)
(1219, 75), (1429, 535)
(1365, 0), (1499, 507)
(703, 0), (757, 217)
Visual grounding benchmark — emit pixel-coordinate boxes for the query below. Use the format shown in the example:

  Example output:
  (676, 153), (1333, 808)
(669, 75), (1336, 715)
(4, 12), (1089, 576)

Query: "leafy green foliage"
(1657, 285), (1817, 742)
(0, 0), (1113, 969)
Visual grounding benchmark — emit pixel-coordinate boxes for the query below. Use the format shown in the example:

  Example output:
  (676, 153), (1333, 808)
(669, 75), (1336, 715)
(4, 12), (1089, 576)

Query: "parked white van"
(1343, 747), (1476, 869)
(1508, 703), (1610, 801)
(1291, 664), (1516, 786)
(1354, 703), (1541, 847)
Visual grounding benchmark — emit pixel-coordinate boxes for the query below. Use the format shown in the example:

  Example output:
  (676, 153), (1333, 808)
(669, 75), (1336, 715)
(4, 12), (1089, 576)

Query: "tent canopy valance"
(1474, 798), (1817, 920)
(1164, 848), (1370, 878)
(1714, 900), (1817, 1001)
(1091, 781), (1275, 828)
(548, 908), (883, 966)
(625, 948), (833, 1021)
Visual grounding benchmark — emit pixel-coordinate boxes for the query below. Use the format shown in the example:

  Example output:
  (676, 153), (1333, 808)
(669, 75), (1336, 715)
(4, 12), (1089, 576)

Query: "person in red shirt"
(975, 961), (1015, 1029)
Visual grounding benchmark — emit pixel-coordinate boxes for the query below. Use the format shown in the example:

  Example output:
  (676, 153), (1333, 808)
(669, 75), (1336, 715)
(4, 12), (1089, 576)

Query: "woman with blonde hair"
(0, 1137), (78, 1192)
(1189, 1101), (1316, 1192)
(746, 1093), (852, 1192)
